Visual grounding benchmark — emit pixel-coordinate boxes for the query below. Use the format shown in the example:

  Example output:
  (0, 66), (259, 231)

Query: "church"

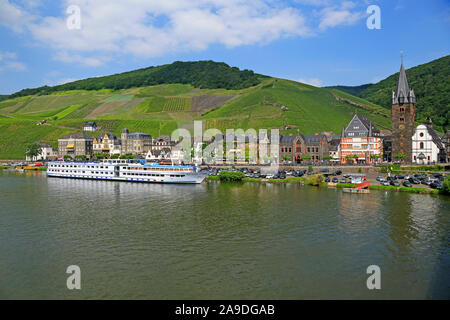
(391, 59), (447, 164)
(412, 120), (446, 164)
(391, 61), (416, 163)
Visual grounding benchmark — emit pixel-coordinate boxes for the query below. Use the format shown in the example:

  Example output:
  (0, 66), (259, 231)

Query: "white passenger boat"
(46, 159), (207, 184)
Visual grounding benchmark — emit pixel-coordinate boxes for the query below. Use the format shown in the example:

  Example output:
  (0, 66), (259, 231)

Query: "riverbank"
(206, 175), (444, 195)
(0, 166), (46, 171)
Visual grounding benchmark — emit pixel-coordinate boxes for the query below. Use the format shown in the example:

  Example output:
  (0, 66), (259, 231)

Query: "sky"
(0, 0), (449, 94)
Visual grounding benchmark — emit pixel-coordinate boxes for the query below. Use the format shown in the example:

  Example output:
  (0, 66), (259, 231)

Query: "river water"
(0, 171), (448, 299)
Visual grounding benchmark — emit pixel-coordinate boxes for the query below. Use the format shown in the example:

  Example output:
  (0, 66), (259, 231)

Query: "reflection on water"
(0, 171), (448, 299)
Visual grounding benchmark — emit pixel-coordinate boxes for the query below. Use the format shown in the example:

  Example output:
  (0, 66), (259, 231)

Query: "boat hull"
(46, 161), (207, 184)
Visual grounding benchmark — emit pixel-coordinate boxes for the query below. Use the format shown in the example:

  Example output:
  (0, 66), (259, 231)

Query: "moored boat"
(46, 159), (207, 184)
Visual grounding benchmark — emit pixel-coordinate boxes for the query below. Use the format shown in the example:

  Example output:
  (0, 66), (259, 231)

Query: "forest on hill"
(329, 55), (450, 132)
(8, 61), (262, 99)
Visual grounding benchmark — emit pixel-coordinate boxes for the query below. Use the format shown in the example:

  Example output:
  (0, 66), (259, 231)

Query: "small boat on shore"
(343, 181), (371, 194)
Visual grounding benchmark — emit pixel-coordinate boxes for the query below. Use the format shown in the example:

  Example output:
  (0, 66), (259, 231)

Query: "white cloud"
(318, 2), (364, 30)
(58, 78), (80, 85)
(53, 51), (108, 67)
(297, 77), (323, 87)
(0, 50), (26, 72)
(26, 0), (311, 60)
(0, 0), (34, 32)
(0, 0), (366, 67)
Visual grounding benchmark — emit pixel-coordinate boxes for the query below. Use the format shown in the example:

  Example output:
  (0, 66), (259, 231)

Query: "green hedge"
(219, 171), (245, 182)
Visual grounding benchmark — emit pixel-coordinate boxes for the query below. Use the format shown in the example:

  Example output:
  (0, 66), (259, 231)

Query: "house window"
(419, 132), (424, 137)
(399, 117), (405, 123)
(420, 142), (424, 149)
(399, 107), (405, 112)
(414, 156), (416, 161)
(427, 156), (430, 161)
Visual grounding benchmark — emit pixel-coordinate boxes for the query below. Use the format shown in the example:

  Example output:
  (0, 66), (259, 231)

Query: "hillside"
(329, 55), (450, 132)
(0, 74), (392, 159)
(8, 61), (262, 99)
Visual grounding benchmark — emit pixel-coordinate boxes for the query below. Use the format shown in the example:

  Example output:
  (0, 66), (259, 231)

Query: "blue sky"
(0, 0), (449, 94)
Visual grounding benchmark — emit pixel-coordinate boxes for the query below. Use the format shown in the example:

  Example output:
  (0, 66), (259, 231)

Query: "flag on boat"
(57, 157), (64, 161)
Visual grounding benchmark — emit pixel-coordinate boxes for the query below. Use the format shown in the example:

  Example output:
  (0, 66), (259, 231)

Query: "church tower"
(391, 61), (415, 162)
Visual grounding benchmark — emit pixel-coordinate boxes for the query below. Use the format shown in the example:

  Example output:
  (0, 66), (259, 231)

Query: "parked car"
(430, 182), (442, 189)
(376, 176), (384, 182)
(324, 177), (330, 182)
(380, 181), (390, 186)
(332, 177), (339, 183)
(409, 178), (420, 184)
(403, 181), (413, 187)
(390, 180), (400, 187)
(340, 178), (347, 183)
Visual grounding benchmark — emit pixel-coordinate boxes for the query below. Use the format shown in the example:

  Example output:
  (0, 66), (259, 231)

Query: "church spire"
(392, 58), (415, 104)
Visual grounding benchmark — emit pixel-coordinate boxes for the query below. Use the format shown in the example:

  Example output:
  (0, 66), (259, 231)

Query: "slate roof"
(424, 125), (444, 149)
(127, 132), (152, 139)
(156, 135), (171, 142)
(280, 135), (296, 145)
(328, 138), (341, 151)
(84, 121), (97, 127)
(392, 63), (416, 104)
(354, 114), (380, 136)
(97, 133), (117, 141)
(60, 132), (93, 140)
(302, 134), (325, 145)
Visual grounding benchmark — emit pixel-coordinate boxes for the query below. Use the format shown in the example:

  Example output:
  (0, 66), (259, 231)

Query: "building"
(380, 130), (392, 162)
(93, 133), (121, 156)
(120, 128), (152, 155)
(83, 121), (97, 132)
(151, 135), (176, 153)
(339, 114), (382, 164)
(444, 130), (450, 163)
(303, 134), (329, 162)
(391, 62), (416, 162)
(58, 132), (93, 158)
(328, 137), (341, 163)
(26, 142), (58, 161)
(412, 122), (446, 164)
(279, 133), (328, 163)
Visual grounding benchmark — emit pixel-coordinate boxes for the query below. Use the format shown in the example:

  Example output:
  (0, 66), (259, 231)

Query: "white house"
(26, 143), (58, 161)
(412, 123), (445, 164)
(83, 121), (97, 132)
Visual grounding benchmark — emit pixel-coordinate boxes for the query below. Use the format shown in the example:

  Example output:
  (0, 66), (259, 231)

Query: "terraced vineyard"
(0, 78), (394, 159)
(163, 97), (191, 111)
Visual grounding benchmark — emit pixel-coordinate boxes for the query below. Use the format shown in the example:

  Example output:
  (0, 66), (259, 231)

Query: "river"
(0, 171), (448, 299)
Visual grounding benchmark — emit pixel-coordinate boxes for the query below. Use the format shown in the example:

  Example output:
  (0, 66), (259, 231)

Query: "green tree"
(120, 153), (134, 159)
(26, 143), (42, 160)
(394, 153), (406, 161)
(74, 155), (86, 161)
(441, 176), (450, 195)
(219, 171), (245, 182)
(64, 155), (73, 161)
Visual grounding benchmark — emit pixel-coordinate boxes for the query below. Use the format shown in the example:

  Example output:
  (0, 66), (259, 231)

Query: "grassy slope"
(0, 79), (391, 159)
